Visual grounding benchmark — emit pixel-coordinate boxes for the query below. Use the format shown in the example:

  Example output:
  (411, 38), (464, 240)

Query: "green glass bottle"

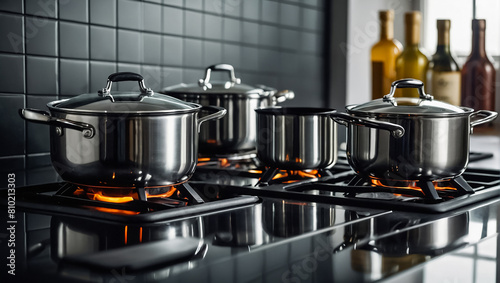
(395, 11), (429, 97)
(428, 19), (461, 105)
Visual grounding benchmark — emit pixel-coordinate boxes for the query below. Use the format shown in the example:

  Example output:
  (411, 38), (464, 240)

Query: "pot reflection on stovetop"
(212, 202), (268, 247)
(349, 212), (470, 281)
(50, 216), (205, 262)
(262, 199), (336, 238)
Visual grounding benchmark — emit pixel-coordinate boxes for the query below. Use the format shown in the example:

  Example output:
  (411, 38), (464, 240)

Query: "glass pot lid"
(347, 79), (472, 116)
(49, 72), (201, 114)
(161, 64), (272, 98)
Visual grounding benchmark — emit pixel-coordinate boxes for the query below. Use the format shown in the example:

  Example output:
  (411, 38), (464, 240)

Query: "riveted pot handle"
(198, 64), (241, 88)
(19, 108), (95, 138)
(330, 112), (405, 138)
(383, 79), (434, 102)
(470, 110), (498, 130)
(197, 106), (227, 132)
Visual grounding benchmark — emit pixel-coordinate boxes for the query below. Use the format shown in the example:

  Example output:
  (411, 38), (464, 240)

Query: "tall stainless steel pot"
(160, 64), (294, 154)
(19, 72), (226, 188)
(333, 79), (498, 181)
(256, 107), (405, 170)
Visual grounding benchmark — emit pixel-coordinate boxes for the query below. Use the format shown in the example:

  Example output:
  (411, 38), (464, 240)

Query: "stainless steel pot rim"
(346, 104), (475, 118)
(47, 99), (203, 116)
(256, 107), (337, 116)
(160, 86), (269, 99)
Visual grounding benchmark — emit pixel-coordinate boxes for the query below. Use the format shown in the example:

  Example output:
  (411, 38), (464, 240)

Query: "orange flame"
(371, 179), (458, 192)
(90, 207), (140, 215)
(79, 186), (177, 203)
(271, 170), (321, 180)
(220, 158), (230, 167)
(124, 225), (128, 244)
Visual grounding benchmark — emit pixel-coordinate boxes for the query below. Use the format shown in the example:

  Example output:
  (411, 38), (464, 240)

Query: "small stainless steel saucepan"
(255, 107), (405, 170)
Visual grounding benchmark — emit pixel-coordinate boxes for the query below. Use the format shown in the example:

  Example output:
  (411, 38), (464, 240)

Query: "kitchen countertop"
(469, 134), (500, 169)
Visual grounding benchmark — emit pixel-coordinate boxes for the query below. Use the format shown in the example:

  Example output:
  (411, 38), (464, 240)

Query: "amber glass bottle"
(371, 10), (402, 99)
(395, 11), (429, 97)
(428, 20), (461, 105)
(461, 19), (496, 115)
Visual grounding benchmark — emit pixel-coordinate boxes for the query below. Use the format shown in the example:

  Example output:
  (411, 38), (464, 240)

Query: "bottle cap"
(437, 19), (450, 30)
(472, 19), (486, 30)
(379, 10), (394, 21)
(405, 11), (421, 25)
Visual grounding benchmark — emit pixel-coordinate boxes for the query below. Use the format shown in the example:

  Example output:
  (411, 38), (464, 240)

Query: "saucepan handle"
(19, 108), (95, 138)
(255, 84), (295, 104)
(470, 110), (498, 131)
(197, 106), (227, 132)
(330, 112), (405, 138)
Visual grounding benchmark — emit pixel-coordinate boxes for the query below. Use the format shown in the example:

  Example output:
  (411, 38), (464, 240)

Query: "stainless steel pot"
(334, 79), (498, 181)
(256, 107), (405, 170)
(160, 64), (294, 154)
(19, 72), (226, 188)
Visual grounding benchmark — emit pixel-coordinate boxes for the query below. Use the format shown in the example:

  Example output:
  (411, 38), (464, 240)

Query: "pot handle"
(383, 78), (434, 102)
(197, 106), (227, 132)
(198, 64), (241, 88)
(98, 72), (154, 101)
(19, 108), (95, 138)
(255, 84), (295, 103)
(330, 112), (405, 138)
(274, 90), (295, 103)
(470, 110), (498, 130)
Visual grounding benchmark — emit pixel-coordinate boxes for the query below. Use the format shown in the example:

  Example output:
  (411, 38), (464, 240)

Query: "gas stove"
(193, 152), (500, 213)
(1, 149), (499, 283)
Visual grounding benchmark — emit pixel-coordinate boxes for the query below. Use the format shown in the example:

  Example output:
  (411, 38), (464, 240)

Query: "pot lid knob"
(98, 72), (154, 102)
(198, 64), (241, 89)
(383, 79), (434, 104)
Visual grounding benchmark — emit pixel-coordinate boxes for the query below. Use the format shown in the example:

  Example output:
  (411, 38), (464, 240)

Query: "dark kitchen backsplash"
(0, 0), (325, 171)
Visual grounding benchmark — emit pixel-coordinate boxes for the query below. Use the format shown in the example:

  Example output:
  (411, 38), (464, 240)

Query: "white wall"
(346, 0), (413, 106)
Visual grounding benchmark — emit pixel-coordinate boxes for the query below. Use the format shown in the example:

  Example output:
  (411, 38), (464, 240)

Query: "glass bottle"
(395, 11), (429, 97)
(461, 19), (496, 115)
(428, 20), (461, 105)
(371, 10), (403, 99)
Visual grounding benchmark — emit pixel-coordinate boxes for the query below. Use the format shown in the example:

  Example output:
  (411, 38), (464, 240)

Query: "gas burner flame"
(270, 170), (322, 183)
(74, 186), (177, 203)
(370, 179), (458, 192)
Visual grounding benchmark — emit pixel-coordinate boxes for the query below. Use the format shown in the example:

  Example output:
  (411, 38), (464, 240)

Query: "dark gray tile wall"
(0, 0), (325, 171)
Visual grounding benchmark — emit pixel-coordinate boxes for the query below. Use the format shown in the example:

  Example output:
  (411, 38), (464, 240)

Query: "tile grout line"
(22, 0), (27, 169)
